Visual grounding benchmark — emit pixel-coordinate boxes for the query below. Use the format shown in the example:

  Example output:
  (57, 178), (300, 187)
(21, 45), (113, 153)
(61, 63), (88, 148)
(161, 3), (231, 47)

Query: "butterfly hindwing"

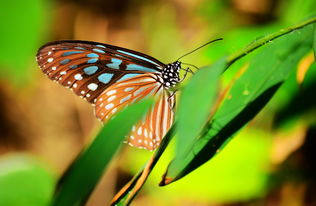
(95, 74), (162, 121)
(95, 73), (175, 150)
(128, 89), (175, 150)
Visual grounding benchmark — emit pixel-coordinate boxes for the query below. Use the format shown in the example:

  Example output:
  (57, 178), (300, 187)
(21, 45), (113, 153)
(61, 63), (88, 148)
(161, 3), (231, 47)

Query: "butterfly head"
(160, 61), (182, 88)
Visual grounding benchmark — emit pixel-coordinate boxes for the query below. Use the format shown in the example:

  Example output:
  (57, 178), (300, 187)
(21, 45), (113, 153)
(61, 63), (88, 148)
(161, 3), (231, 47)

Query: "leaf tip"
(159, 173), (173, 186)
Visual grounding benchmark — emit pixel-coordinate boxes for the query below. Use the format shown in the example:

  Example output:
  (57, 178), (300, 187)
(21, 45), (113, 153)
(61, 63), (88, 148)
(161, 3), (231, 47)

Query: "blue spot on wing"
(92, 48), (105, 53)
(117, 50), (160, 66)
(87, 58), (98, 63)
(126, 64), (157, 73)
(83, 66), (99, 75)
(69, 65), (78, 69)
(74, 47), (86, 50)
(62, 51), (84, 56)
(98, 73), (114, 84)
(96, 45), (106, 48)
(86, 53), (99, 58)
(117, 73), (141, 82)
(60, 59), (70, 65)
(106, 58), (122, 69)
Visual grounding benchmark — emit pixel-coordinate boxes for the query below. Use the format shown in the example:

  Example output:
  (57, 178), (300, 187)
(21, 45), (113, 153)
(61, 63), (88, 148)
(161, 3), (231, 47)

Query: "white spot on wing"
(144, 128), (148, 138)
(137, 127), (142, 135)
(74, 74), (83, 80)
(105, 103), (114, 110)
(88, 83), (98, 91)
(106, 90), (116, 96)
(107, 95), (116, 102)
(120, 94), (132, 104)
(124, 87), (134, 92)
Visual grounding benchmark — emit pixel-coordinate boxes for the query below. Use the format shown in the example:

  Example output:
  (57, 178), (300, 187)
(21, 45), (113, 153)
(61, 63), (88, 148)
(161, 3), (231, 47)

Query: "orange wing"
(94, 73), (175, 150)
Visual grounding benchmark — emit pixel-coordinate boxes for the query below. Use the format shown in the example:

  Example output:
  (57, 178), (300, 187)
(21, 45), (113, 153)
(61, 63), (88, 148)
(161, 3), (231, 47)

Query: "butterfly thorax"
(159, 61), (181, 88)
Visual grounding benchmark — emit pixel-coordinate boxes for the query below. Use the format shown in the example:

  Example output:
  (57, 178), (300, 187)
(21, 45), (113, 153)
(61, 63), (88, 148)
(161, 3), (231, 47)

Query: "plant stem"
(227, 17), (316, 66)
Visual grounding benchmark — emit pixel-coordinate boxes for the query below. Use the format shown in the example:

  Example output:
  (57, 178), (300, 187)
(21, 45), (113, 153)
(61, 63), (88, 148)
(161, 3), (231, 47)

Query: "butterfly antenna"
(176, 38), (223, 61)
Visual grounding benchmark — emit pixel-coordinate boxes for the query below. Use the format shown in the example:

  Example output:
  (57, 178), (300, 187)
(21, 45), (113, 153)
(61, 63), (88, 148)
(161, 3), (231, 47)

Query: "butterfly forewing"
(36, 40), (164, 103)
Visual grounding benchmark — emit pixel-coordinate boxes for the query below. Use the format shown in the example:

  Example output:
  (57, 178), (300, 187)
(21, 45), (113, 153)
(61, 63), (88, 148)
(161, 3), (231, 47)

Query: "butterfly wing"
(95, 73), (175, 150)
(129, 89), (175, 150)
(36, 40), (175, 150)
(36, 40), (165, 103)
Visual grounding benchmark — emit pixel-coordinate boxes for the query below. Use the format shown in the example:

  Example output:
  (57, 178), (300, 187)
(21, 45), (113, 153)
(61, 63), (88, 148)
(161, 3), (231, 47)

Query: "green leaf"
(176, 59), (226, 157)
(51, 99), (153, 206)
(161, 24), (314, 185)
(313, 24), (316, 58)
(0, 0), (48, 84)
(0, 154), (55, 206)
(274, 62), (316, 127)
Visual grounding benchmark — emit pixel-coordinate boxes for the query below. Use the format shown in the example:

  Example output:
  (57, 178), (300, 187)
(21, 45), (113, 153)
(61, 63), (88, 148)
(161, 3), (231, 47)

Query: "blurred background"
(0, 0), (315, 205)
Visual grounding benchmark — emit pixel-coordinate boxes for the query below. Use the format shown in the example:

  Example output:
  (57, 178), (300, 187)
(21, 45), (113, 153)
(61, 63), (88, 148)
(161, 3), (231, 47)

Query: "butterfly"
(36, 40), (190, 151)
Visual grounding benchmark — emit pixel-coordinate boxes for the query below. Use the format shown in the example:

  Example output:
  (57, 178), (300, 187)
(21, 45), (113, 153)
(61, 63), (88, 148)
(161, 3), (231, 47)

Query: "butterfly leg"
(179, 67), (192, 82)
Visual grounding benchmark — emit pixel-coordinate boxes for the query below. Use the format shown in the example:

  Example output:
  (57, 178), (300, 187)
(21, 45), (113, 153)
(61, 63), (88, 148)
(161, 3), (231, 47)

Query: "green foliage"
(0, 154), (55, 206)
(51, 99), (153, 206)
(175, 59), (226, 158)
(109, 17), (316, 206)
(281, 0), (316, 24)
(314, 25), (316, 57)
(162, 23), (314, 183)
(274, 62), (316, 127)
(0, 0), (49, 84)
